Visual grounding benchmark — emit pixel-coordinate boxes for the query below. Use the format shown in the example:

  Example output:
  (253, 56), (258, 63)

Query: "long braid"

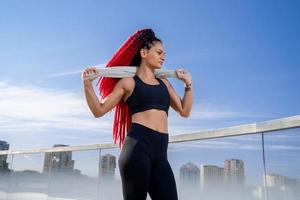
(98, 29), (155, 146)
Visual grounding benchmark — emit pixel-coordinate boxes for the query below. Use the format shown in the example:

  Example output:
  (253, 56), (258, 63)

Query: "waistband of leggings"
(128, 123), (169, 139)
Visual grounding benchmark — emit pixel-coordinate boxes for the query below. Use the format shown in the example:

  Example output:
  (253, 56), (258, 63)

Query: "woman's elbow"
(92, 110), (104, 118)
(180, 111), (190, 118)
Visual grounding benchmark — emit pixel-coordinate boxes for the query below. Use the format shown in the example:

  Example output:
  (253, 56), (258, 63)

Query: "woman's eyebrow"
(157, 49), (166, 54)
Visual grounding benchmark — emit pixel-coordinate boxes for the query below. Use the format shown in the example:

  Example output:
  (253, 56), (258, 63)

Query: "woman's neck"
(136, 63), (156, 80)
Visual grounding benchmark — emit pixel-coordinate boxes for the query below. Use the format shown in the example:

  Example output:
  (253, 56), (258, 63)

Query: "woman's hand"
(176, 68), (192, 85)
(82, 66), (99, 83)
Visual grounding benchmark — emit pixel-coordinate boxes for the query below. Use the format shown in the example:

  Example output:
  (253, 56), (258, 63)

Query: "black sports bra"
(126, 75), (170, 116)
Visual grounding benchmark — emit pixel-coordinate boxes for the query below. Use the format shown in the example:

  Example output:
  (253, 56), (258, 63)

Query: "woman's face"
(142, 42), (165, 69)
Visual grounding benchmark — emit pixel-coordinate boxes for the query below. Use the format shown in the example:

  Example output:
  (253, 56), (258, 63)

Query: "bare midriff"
(131, 109), (168, 134)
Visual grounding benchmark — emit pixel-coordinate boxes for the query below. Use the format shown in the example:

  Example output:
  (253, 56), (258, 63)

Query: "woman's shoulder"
(118, 77), (135, 89)
(159, 77), (171, 88)
(120, 76), (135, 83)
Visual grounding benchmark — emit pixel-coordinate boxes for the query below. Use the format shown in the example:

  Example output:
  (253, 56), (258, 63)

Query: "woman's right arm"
(83, 67), (126, 118)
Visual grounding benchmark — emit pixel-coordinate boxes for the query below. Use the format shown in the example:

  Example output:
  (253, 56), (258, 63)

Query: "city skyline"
(1, 138), (299, 199)
(1, 140), (299, 188)
(3, 150), (299, 185)
(1, 127), (299, 185)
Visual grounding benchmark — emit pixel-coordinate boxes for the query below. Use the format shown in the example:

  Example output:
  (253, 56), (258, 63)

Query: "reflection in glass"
(99, 148), (123, 200)
(264, 129), (300, 200)
(9, 153), (48, 200)
(168, 134), (264, 200)
(0, 140), (11, 199)
(46, 147), (99, 200)
(2, 128), (298, 199)
(0, 153), (12, 200)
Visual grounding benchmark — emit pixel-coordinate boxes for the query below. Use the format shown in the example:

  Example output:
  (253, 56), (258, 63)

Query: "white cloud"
(0, 81), (254, 135)
(41, 63), (106, 79)
(167, 103), (261, 134)
(188, 103), (262, 120)
(42, 69), (83, 78)
(0, 81), (113, 134)
(0, 80), (264, 149)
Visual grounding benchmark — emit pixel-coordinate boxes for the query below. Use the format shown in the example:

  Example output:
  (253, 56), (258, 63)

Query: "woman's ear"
(140, 48), (147, 58)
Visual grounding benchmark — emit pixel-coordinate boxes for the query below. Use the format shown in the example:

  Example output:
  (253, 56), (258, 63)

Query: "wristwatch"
(185, 83), (192, 91)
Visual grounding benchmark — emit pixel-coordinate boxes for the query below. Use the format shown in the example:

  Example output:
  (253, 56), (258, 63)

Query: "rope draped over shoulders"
(97, 29), (156, 146)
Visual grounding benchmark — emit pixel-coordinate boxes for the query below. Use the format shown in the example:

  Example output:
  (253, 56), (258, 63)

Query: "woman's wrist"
(184, 82), (192, 91)
(83, 79), (93, 88)
(184, 81), (192, 87)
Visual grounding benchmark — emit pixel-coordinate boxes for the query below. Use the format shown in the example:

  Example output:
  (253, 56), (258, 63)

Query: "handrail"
(0, 115), (299, 155)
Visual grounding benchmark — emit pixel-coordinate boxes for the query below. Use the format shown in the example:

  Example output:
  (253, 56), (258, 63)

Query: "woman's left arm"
(162, 69), (193, 118)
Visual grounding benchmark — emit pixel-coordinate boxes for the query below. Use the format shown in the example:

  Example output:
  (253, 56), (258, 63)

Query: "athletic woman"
(82, 29), (193, 200)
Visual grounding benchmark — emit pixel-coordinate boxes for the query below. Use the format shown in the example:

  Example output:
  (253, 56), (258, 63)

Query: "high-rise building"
(200, 164), (224, 189)
(180, 162), (200, 187)
(0, 141), (9, 172)
(43, 144), (75, 174)
(224, 159), (245, 186)
(0, 141), (9, 150)
(262, 173), (300, 200)
(265, 173), (286, 187)
(101, 153), (116, 179)
(265, 173), (300, 188)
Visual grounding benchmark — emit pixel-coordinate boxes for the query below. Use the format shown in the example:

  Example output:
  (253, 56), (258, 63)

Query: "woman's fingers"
(82, 66), (99, 81)
(176, 68), (192, 84)
(176, 68), (188, 78)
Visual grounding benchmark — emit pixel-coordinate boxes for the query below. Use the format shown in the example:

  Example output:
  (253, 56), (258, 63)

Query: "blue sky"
(1, 0), (299, 148)
(1, 0), (300, 145)
(0, 0), (299, 187)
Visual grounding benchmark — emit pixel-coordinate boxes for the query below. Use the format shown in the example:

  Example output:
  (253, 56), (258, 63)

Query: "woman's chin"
(149, 63), (162, 70)
(155, 64), (163, 69)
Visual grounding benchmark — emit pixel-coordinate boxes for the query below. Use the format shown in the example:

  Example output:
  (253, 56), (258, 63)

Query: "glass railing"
(0, 115), (299, 200)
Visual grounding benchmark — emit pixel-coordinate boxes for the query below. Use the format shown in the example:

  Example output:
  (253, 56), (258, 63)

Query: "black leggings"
(118, 123), (178, 200)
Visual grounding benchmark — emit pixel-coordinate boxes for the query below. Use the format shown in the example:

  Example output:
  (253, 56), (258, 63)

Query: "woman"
(83, 29), (192, 200)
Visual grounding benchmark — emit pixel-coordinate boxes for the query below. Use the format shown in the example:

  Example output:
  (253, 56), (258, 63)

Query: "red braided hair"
(98, 29), (156, 146)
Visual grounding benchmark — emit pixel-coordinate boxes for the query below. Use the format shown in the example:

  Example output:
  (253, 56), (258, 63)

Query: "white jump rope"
(84, 66), (178, 80)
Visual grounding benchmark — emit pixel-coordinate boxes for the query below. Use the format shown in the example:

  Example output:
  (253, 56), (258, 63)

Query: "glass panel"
(168, 134), (264, 200)
(264, 128), (300, 200)
(99, 148), (123, 200)
(8, 153), (48, 200)
(47, 149), (100, 200)
(0, 154), (12, 200)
